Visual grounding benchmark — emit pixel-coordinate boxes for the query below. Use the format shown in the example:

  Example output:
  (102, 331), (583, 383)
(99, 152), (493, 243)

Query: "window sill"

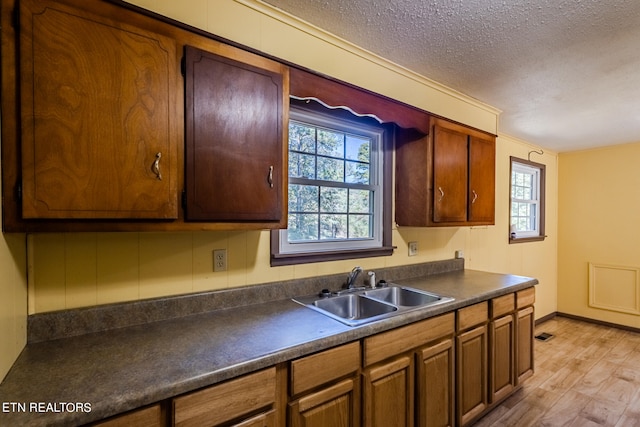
(509, 236), (546, 244)
(271, 246), (395, 266)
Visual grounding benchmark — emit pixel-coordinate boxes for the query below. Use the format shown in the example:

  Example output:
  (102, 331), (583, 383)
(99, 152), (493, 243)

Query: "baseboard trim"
(537, 311), (640, 334)
(535, 312), (557, 325)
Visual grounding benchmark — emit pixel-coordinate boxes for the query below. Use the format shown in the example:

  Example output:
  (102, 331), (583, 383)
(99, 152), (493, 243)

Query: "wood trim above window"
(289, 67), (430, 134)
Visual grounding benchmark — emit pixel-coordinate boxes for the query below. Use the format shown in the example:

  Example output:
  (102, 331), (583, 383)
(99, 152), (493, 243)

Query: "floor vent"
(535, 332), (554, 341)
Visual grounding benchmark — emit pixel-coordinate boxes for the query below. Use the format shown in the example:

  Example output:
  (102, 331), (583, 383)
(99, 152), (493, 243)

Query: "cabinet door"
(468, 136), (495, 223)
(417, 338), (455, 427)
(184, 45), (287, 223)
(363, 355), (414, 427)
(516, 306), (535, 384)
(490, 314), (515, 403)
(19, 0), (179, 219)
(432, 125), (468, 223)
(289, 378), (359, 427)
(456, 325), (488, 426)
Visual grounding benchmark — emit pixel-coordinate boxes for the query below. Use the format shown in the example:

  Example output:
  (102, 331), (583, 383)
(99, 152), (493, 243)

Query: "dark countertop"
(0, 268), (537, 426)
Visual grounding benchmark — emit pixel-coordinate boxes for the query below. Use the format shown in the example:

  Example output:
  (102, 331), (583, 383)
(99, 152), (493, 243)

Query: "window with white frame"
(271, 100), (393, 265)
(509, 157), (546, 242)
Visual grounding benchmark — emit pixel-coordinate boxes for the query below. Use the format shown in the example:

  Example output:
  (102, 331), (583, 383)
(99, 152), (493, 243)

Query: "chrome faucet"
(345, 266), (363, 289)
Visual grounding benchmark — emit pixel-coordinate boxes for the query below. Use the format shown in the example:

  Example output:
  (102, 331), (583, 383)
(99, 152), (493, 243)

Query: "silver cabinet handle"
(268, 165), (274, 188)
(152, 152), (162, 180)
(438, 186), (444, 202)
(472, 190), (478, 204)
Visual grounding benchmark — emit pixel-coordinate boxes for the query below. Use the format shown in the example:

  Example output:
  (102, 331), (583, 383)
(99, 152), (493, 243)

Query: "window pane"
(289, 152), (316, 179)
(289, 122), (315, 153)
(317, 157), (344, 182)
(288, 184), (318, 212)
(287, 213), (318, 242)
(349, 214), (371, 238)
(349, 189), (371, 214)
(320, 187), (348, 213)
(346, 135), (370, 162)
(317, 129), (344, 158)
(346, 160), (369, 184)
(517, 217), (529, 231)
(320, 214), (347, 239)
(514, 186), (524, 199)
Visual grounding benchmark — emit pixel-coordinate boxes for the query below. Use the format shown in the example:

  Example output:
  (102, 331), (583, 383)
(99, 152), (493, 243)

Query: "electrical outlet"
(455, 250), (464, 259)
(213, 249), (227, 272)
(408, 241), (418, 256)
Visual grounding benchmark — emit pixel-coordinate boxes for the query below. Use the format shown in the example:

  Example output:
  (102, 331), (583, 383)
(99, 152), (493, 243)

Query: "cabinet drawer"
(491, 293), (515, 318)
(517, 287), (535, 308)
(173, 367), (276, 427)
(290, 341), (360, 396)
(457, 301), (488, 331)
(92, 404), (164, 427)
(364, 312), (455, 366)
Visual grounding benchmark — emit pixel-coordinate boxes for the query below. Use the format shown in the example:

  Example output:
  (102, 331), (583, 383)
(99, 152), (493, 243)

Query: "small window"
(271, 100), (393, 265)
(509, 157), (546, 242)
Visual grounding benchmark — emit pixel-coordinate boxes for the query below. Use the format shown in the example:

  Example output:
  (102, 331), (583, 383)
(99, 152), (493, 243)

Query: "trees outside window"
(271, 100), (393, 265)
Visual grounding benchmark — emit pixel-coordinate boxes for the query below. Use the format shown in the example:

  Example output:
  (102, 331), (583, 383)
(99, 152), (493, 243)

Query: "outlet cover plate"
(213, 249), (227, 272)
(408, 241), (418, 256)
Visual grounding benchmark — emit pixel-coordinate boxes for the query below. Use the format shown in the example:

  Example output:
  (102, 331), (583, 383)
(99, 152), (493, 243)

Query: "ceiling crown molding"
(235, 0), (501, 117)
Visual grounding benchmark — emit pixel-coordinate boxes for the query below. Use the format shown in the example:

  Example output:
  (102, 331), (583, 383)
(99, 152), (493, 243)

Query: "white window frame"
(278, 107), (384, 255)
(509, 157), (546, 242)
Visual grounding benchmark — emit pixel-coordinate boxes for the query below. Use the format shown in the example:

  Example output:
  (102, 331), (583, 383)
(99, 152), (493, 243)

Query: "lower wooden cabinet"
(363, 355), (414, 427)
(456, 324), (488, 426)
(417, 338), (455, 427)
(172, 367), (279, 427)
(516, 288), (536, 384)
(363, 312), (455, 427)
(489, 293), (516, 404)
(455, 288), (535, 426)
(456, 301), (489, 426)
(490, 314), (515, 403)
(289, 378), (358, 427)
(91, 404), (165, 427)
(288, 342), (360, 427)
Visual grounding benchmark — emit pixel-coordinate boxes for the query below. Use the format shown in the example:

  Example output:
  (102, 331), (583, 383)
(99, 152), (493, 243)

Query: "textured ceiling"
(262, 0), (640, 152)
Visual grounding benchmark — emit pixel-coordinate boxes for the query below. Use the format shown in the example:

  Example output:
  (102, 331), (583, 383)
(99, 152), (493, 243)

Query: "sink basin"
(364, 286), (443, 307)
(313, 294), (397, 323)
(293, 283), (454, 326)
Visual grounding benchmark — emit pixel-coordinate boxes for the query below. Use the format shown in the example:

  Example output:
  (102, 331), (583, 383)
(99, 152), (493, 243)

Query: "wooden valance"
(289, 67), (430, 134)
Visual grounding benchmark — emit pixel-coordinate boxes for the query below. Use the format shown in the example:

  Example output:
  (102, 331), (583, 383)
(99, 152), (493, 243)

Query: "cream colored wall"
(25, 0), (558, 322)
(558, 142), (640, 328)
(0, 180), (28, 381)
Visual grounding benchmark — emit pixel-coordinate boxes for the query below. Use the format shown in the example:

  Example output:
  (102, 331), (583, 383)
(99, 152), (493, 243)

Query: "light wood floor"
(474, 315), (640, 426)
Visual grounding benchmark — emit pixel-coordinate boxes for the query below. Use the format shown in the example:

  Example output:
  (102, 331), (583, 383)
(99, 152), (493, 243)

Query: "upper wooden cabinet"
(17, 0), (180, 220)
(1, 0), (290, 231)
(396, 118), (496, 227)
(183, 45), (288, 224)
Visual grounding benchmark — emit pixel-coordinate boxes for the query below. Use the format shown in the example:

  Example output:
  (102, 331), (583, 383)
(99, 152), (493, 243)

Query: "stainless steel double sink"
(293, 285), (454, 326)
